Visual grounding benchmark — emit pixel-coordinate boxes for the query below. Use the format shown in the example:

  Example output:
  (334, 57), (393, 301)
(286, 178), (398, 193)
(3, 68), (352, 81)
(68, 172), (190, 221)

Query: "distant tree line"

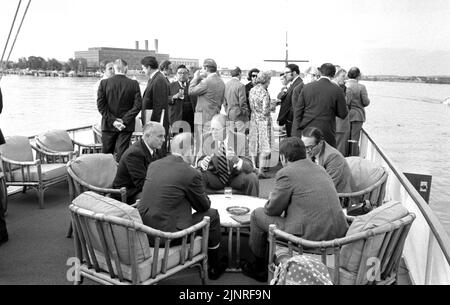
(4, 56), (88, 72)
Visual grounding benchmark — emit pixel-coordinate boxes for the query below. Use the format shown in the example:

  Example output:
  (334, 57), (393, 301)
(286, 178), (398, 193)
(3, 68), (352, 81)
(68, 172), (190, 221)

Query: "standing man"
(141, 56), (170, 152)
(277, 64), (303, 137)
(224, 67), (249, 133)
(168, 65), (194, 134)
(189, 58), (225, 156)
(113, 122), (166, 204)
(292, 63), (348, 148)
(97, 59), (142, 161)
(0, 86), (8, 246)
(138, 133), (227, 280)
(159, 60), (172, 83)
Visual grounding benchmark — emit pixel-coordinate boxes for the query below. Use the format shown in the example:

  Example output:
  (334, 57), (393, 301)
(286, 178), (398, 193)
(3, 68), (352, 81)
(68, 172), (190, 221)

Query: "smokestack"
(145, 40), (149, 51)
(135, 41), (139, 50)
(154, 39), (159, 54)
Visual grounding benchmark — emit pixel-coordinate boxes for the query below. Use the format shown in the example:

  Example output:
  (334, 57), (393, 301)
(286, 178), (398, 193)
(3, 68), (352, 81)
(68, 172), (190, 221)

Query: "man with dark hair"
(278, 64), (303, 137)
(113, 122), (166, 204)
(189, 58), (225, 155)
(159, 60), (172, 82)
(224, 66), (249, 133)
(292, 63), (348, 148)
(168, 65), (195, 133)
(301, 127), (352, 193)
(138, 132), (227, 280)
(97, 58), (142, 161)
(141, 56), (170, 153)
(240, 137), (348, 282)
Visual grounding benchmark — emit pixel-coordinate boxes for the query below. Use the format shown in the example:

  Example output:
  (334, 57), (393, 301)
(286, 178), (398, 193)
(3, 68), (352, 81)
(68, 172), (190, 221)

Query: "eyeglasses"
(305, 144), (318, 152)
(284, 71), (293, 75)
(251, 74), (258, 78)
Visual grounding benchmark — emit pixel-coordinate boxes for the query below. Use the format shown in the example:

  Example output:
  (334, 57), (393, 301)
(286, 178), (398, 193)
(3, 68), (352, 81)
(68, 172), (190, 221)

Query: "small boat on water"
(0, 125), (449, 285)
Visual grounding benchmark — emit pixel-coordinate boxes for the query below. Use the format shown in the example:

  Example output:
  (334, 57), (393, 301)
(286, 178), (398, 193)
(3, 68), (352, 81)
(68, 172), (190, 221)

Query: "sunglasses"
(251, 74), (258, 78)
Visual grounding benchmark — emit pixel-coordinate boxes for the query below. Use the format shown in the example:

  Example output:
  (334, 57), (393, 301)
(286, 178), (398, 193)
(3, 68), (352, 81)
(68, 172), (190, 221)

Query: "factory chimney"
(154, 39), (159, 54)
(145, 40), (149, 51)
(135, 41), (139, 50)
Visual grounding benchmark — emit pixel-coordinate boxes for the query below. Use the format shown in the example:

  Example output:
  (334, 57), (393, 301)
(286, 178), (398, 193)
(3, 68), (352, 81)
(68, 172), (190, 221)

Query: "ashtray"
(226, 206), (250, 216)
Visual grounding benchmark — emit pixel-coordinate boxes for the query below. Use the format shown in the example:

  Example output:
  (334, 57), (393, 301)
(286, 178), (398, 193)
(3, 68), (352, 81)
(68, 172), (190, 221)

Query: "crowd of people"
(93, 56), (371, 281)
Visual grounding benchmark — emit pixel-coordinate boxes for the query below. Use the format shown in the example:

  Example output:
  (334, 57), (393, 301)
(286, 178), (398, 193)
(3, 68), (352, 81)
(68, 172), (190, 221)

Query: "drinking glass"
(224, 187), (232, 199)
(179, 88), (185, 100)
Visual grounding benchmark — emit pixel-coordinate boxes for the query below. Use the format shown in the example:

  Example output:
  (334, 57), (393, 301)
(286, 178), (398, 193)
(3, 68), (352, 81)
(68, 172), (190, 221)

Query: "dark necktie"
(217, 141), (230, 186)
(311, 156), (316, 163)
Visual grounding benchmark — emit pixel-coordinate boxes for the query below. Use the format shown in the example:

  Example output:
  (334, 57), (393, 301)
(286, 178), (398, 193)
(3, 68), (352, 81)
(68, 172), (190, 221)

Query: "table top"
(209, 194), (267, 227)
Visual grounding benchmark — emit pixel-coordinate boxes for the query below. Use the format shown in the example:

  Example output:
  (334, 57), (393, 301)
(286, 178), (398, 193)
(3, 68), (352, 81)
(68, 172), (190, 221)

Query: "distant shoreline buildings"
(74, 39), (199, 71)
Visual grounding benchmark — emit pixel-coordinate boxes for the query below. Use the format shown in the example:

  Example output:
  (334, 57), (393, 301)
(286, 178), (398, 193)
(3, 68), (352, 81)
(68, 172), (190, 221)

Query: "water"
(1, 75), (449, 232)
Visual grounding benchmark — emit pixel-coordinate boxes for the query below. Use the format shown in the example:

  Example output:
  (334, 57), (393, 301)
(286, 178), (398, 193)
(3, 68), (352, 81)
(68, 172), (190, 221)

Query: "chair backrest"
(67, 154), (118, 198)
(70, 192), (210, 284)
(35, 129), (74, 152)
(0, 136), (34, 171)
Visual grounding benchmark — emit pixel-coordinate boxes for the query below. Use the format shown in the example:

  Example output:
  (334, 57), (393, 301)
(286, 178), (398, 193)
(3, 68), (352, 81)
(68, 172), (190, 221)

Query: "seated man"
(197, 114), (259, 196)
(113, 122), (166, 204)
(241, 137), (348, 282)
(138, 132), (227, 280)
(301, 127), (352, 194)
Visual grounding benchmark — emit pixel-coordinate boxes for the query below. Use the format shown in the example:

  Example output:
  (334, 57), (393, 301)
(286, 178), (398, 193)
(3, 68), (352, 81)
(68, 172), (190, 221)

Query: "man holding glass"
(168, 65), (195, 133)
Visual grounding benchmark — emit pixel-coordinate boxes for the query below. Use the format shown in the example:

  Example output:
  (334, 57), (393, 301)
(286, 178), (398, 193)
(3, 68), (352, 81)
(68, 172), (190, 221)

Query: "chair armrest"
(0, 155), (39, 167)
(338, 172), (388, 198)
(138, 216), (211, 240)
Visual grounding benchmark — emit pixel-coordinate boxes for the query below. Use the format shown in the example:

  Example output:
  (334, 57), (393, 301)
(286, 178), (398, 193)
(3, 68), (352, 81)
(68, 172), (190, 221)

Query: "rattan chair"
(268, 205), (415, 285)
(36, 129), (101, 157)
(0, 136), (68, 208)
(69, 192), (210, 285)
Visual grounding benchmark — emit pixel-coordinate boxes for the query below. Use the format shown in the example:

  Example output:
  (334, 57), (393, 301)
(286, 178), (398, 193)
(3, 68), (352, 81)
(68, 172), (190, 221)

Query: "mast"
(264, 30), (309, 65)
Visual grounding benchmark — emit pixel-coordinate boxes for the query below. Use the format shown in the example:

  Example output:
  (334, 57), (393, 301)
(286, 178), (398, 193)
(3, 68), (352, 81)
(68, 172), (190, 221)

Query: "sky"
(1, 0), (449, 76)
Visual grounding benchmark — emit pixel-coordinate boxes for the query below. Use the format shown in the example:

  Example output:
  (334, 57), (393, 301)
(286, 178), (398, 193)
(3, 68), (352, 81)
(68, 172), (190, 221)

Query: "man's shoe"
(208, 257), (228, 280)
(240, 259), (267, 282)
(0, 235), (8, 246)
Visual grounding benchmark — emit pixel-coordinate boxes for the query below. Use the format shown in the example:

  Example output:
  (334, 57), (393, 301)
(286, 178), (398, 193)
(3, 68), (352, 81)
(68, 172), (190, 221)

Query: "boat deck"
(0, 171), (411, 285)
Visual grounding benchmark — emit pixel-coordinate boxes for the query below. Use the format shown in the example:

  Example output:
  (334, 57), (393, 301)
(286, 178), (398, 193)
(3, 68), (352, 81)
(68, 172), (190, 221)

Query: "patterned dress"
(248, 84), (274, 156)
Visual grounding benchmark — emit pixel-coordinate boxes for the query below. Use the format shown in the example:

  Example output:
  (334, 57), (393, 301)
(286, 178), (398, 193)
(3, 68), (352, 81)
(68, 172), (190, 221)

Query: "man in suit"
(138, 132), (227, 280)
(97, 59), (142, 161)
(168, 65), (194, 134)
(292, 63), (348, 148)
(198, 114), (259, 197)
(141, 56), (170, 153)
(277, 64), (303, 137)
(240, 137), (348, 282)
(301, 127), (352, 194)
(0, 86), (8, 246)
(224, 67), (249, 133)
(189, 58), (225, 156)
(113, 122), (166, 204)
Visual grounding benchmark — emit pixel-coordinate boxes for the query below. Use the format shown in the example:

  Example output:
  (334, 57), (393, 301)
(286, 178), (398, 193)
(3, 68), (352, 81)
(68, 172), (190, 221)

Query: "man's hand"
(199, 156), (212, 171)
(113, 120), (126, 131)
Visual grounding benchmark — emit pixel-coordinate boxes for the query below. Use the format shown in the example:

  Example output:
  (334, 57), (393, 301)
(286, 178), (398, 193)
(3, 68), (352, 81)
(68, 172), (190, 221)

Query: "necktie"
(217, 141), (230, 186)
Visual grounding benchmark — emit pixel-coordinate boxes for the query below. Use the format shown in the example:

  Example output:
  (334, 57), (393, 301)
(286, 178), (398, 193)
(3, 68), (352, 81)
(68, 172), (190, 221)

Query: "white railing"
(360, 129), (450, 285)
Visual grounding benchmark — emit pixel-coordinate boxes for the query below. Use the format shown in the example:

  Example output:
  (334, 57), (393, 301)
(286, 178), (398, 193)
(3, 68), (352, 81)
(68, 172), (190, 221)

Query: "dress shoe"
(240, 259), (267, 282)
(208, 256), (228, 280)
(0, 235), (8, 246)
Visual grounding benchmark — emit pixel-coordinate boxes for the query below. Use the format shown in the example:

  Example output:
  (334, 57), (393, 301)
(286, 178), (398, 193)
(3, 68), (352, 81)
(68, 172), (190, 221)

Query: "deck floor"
(0, 173), (411, 285)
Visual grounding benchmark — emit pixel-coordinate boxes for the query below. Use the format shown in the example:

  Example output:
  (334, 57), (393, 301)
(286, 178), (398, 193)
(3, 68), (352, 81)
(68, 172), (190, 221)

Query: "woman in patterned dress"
(248, 71), (274, 179)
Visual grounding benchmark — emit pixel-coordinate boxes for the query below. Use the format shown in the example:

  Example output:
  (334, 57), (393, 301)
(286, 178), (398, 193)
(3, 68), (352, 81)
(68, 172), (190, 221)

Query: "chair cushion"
(346, 157), (385, 191)
(37, 129), (74, 152)
(0, 136), (33, 171)
(93, 236), (203, 282)
(72, 192), (151, 269)
(70, 154), (117, 188)
(11, 163), (66, 182)
(340, 201), (409, 276)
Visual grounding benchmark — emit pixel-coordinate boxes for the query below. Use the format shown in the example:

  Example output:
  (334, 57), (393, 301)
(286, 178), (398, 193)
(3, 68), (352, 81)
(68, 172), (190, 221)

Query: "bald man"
(139, 133), (227, 280)
(113, 122), (166, 204)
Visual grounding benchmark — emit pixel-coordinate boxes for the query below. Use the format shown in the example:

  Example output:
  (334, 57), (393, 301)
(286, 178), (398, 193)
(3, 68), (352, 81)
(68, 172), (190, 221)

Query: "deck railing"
(360, 129), (450, 284)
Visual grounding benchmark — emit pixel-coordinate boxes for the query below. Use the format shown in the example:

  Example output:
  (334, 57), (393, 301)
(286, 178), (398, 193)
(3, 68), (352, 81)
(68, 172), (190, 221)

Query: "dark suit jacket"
(265, 159), (348, 241)
(97, 75), (142, 132)
(138, 155), (211, 233)
(292, 78), (348, 147)
(0, 87), (5, 144)
(277, 77), (303, 126)
(141, 71), (170, 130)
(168, 81), (193, 125)
(113, 139), (164, 202)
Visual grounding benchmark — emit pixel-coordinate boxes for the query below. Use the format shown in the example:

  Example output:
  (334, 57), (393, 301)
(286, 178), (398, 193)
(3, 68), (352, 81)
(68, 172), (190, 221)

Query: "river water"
(1, 75), (449, 232)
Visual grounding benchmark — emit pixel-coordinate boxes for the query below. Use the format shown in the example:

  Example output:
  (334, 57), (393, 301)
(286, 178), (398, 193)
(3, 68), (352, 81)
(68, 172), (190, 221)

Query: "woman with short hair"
(248, 71), (274, 179)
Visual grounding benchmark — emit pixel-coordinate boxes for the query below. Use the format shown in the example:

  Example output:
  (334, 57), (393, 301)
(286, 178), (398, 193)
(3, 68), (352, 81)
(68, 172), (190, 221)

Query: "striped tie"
(217, 141), (230, 186)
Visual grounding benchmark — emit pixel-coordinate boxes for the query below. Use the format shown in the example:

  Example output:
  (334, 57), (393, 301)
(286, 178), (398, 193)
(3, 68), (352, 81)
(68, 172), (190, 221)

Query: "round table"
(209, 194), (267, 271)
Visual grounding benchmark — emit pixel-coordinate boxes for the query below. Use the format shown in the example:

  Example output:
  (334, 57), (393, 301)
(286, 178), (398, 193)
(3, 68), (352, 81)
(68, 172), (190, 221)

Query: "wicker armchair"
(66, 154), (126, 237)
(339, 157), (389, 214)
(268, 201), (415, 285)
(36, 129), (101, 157)
(69, 192), (210, 285)
(0, 136), (68, 208)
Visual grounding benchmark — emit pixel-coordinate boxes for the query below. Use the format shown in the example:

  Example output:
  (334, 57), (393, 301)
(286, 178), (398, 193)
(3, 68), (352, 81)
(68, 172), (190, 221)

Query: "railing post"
(425, 230), (435, 285)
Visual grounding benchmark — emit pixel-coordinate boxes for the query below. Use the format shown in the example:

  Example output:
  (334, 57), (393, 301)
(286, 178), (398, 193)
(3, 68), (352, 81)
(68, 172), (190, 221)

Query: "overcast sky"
(1, 0), (449, 75)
